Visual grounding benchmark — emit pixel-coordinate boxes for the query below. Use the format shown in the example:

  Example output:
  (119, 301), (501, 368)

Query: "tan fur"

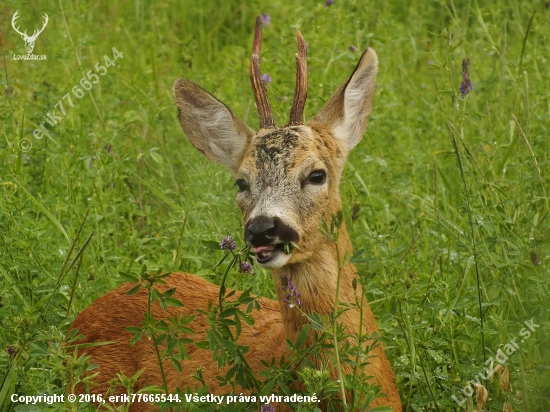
(69, 44), (402, 411)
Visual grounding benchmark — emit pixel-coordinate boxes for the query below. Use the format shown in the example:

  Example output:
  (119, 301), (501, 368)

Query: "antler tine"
(249, 16), (275, 129)
(33, 14), (49, 37)
(11, 11), (26, 36)
(288, 31), (308, 126)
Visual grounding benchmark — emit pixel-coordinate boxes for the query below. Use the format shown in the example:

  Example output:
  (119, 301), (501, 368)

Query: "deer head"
(12, 11), (49, 54)
(173, 17), (377, 270)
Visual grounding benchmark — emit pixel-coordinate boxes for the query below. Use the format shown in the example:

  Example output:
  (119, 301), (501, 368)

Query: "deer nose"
(246, 216), (276, 246)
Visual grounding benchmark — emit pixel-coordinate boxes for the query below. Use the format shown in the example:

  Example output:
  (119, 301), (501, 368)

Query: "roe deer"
(69, 17), (402, 411)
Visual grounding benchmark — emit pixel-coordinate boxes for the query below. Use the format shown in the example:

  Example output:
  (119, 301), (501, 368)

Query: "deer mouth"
(253, 244), (284, 264)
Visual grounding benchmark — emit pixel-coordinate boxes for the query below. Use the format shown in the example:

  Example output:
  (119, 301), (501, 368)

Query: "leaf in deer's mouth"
(283, 241), (300, 254)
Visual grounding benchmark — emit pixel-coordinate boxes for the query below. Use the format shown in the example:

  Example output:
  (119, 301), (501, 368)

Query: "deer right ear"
(309, 48), (378, 152)
(173, 79), (255, 172)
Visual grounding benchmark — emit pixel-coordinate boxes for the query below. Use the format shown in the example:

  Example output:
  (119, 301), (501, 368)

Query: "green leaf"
(10, 175), (70, 243)
(427, 349), (443, 363)
(149, 148), (164, 164)
(195, 340), (210, 349)
(0, 358), (17, 408)
(349, 248), (368, 264)
(164, 288), (177, 298)
(219, 308), (237, 318)
(309, 313), (325, 330)
(166, 297), (184, 307)
(259, 379), (276, 397)
(295, 325), (309, 349)
(170, 357), (182, 372)
(127, 327), (142, 345)
(237, 310), (254, 326)
(32, 341), (49, 357)
(127, 284), (142, 296)
(126, 326), (142, 334)
(154, 334), (167, 347)
(119, 272), (139, 283)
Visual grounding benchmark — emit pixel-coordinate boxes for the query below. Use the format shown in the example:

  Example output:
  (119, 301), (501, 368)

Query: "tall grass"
(1, 0), (549, 410)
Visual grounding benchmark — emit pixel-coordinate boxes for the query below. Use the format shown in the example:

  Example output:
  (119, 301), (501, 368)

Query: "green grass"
(1, 0), (549, 410)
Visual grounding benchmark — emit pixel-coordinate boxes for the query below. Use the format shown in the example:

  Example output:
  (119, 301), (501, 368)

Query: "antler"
(31, 14), (49, 40)
(249, 16), (275, 129)
(288, 31), (308, 126)
(11, 11), (27, 37)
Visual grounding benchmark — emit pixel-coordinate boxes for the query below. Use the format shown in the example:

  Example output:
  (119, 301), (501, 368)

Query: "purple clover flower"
(261, 404), (275, 412)
(6, 346), (16, 358)
(240, 261), (253, 274)
(260, 13), (271, 26)
(325, 0), (334, 5)
(459, 58), (473, 99)
(281, 273), (302, 309)
(220, 235), (236, 251)
(261, 73), (272, 84)
(349, 45), (358, 52)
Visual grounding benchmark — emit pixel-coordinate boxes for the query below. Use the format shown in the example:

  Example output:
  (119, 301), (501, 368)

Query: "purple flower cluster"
(104, 144), (114, 155)
(219, 235), (236, 251)
(349, 45), (358, 52)
(459, 58), (473, 98)
(261, 404), (275, 412)
(281, 273), (302, 309)
(240, 261), (253, 274)
(325, 0), (334, 5)
(261, 73), (272, 84)
(260, 13), (271, 26)
(6, 345), (16, 358)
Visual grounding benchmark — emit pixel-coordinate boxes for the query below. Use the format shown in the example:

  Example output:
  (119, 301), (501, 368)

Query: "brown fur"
(69, 41), (402, 411)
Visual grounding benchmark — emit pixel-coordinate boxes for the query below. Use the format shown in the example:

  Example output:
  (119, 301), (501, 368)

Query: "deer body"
(69, 17), (402, 411)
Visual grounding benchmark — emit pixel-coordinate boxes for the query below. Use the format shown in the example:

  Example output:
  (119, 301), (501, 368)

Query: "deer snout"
(245, 215), (299, 247)
(246, 216), (276, 246)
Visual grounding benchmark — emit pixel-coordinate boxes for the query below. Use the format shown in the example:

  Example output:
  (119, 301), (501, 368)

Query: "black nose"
(246, 216), (276, 246)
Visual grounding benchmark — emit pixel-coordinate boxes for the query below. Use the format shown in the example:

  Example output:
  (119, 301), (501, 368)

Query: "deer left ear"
(173, 79), (255, 172)
(309, 48), (378, 151)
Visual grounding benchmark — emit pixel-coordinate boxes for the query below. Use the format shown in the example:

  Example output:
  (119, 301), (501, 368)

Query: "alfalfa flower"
(261, 73), (272, 84)
(240, 261), (253, 274)
(219, 235), (236, 251)
(281, 273), (302, 309)
(261, 404), (275, 412)
(260, 13), (271, 26)
(325, 0), (334, 5)
(6, 345), (17, 358)
(459, 58), (473, 98)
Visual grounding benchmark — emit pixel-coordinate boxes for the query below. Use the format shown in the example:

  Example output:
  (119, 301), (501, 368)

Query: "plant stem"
(332, 232), (347, 408)
(217, 250), (262, 391)
(146, 282), (171, 410)
(351, 289), (365, 406)
(448, 122), (487, 364)
(218, 252), (237, 309)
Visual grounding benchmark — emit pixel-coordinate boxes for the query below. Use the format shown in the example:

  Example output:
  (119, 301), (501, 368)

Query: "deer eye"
(234, 178), (249, 192)
(308, 170), (326, 185)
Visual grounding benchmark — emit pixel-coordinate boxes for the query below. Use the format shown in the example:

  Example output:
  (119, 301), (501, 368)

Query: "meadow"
(0, 0), (549, 410)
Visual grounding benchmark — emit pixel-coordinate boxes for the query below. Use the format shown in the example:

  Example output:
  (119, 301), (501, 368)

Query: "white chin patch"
(256, 252), (291, 269)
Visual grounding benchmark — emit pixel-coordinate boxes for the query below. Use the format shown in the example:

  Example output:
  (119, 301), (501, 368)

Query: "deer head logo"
(11, 11), (49, 54)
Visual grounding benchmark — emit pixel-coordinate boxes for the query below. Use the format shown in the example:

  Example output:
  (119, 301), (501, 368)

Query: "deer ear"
(173, 79), (255, 172)
(309, 48), (378, 151)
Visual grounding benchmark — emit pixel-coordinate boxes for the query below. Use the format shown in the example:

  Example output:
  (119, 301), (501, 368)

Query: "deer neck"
(272, 226), (362, 342)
